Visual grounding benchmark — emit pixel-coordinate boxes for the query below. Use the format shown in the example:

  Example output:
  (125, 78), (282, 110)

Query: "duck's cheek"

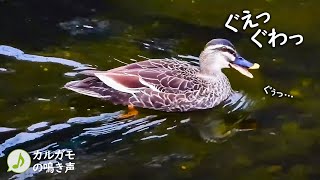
(222, 60), (232, 69)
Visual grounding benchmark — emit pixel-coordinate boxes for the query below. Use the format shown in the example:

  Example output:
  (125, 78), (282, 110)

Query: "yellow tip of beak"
(249, 63), (260, 69)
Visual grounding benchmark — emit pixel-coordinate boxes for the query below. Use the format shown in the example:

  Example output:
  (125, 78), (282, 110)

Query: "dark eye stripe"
(217, 47), (236, 56)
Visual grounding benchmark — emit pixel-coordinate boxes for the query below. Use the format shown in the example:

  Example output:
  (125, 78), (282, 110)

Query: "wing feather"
(90, 59), (199, 94)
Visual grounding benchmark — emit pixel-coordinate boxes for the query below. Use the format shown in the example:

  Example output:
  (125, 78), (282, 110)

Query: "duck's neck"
(197, 70), (229, 83)
(199, 67), (223, 77)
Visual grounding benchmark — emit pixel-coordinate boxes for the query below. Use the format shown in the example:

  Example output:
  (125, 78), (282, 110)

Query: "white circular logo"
(7, 149), (31, 173)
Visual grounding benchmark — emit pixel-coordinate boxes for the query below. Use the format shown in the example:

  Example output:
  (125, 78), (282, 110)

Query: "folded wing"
(80, 59), (197, 94)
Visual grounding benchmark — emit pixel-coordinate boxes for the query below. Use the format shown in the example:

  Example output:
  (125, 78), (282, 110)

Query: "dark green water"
(0, 0), (319, 179)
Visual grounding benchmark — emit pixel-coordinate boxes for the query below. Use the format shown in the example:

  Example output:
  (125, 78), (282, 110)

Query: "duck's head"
(199, 38), (260, 78)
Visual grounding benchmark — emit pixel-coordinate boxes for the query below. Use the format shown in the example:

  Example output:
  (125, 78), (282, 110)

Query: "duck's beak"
(229, 56), (260, 78)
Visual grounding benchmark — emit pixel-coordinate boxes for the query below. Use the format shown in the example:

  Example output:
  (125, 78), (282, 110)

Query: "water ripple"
(0, 112), (166, 157)
(0, 127), (16, 133)
(27, 122), (50, 132)
(0, 45), (91, 69)
(67, 111), (121, 124)
(78, 115), (161, 137)
(0, 124), (71, 157)
(141, 134), (168, 141)
(223, 91), (254, 112)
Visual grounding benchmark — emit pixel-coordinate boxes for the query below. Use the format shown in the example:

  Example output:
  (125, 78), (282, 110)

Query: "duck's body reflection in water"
(190, 90), (257, 143)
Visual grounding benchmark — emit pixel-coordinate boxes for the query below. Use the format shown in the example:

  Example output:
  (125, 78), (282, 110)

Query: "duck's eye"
(221, 47), (228, 51)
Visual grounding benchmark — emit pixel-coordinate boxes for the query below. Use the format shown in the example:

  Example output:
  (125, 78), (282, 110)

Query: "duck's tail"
(64, 77), (112, 99)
